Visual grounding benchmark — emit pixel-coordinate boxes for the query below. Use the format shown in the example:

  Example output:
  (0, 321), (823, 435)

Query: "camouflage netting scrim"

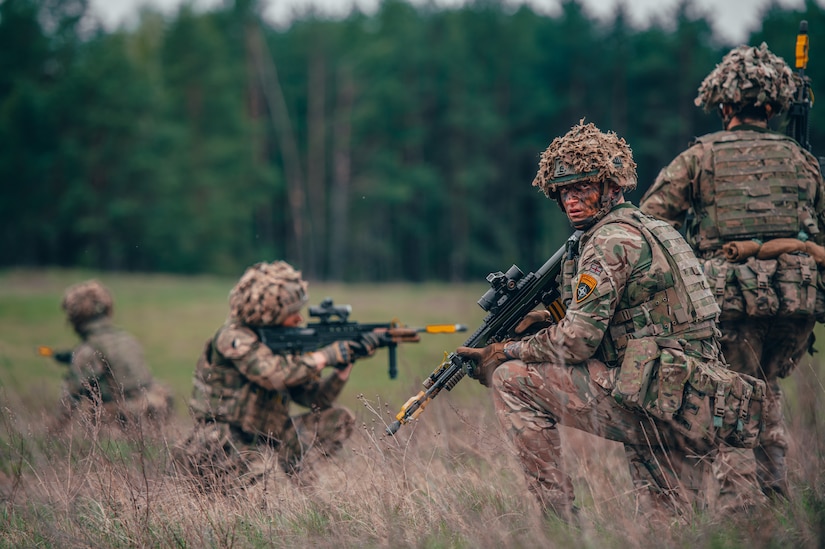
(61, 279), (114, 326)
(532, 120), (638, 199)
(695, 42), (797, 113)
(229, 261), (309, 326)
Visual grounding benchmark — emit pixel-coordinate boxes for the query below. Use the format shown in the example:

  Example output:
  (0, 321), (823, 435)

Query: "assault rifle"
(37, 346), (73, 364)
(785, 20), (825, 173)
(387, 230), (583, 435)
(256, 298), (467, 379)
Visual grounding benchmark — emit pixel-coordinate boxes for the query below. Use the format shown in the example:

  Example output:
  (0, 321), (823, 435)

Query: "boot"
(754, 445), (789, 499)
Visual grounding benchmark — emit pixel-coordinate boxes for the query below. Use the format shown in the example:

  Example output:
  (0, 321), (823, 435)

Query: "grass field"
(0, 268), (824, 547)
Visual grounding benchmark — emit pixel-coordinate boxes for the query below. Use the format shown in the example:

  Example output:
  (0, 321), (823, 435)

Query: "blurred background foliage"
(2, 0), (824, 281)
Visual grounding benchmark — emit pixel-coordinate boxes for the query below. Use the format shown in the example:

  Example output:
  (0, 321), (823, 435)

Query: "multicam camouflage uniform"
(173, 262), (355, 491)
(640, 43), (825, 498)
(477, 122), (762, 520)
(55, 280), (174, 431)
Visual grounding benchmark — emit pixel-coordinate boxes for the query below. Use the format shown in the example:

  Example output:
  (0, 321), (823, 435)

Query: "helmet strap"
(718, 103), (737, 129)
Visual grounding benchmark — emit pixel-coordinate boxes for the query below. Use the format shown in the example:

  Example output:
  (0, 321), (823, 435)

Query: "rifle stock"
(256, 298), (466, 379)
(387, 230), (582, 435)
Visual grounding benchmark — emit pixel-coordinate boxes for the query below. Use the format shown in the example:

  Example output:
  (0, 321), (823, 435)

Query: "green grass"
(0, 268), (489, 420)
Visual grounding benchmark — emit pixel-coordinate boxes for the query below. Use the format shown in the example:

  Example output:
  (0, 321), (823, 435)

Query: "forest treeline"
(2, 0), (824, 281)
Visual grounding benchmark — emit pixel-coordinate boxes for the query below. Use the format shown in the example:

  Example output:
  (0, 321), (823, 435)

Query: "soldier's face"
(559, 180), (602, 226)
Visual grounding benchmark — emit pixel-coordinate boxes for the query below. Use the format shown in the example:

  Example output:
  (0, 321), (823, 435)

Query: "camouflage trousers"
(51, 382), (175, 434)
(173, 405), (355, 492)
(715, 316), (815, 498)
(490, 358), (717, 520)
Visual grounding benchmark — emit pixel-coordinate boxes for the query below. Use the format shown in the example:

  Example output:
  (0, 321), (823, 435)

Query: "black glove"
(53, 351), (74, 364)
(355, 332), (384, 358)
(319, 341), (361, 369)
(514, 310), (554, 335)
(356, 328), (422, 358)
(455, 342), (508, 387)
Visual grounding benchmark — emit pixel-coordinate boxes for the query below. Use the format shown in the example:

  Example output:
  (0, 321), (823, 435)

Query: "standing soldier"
(173, 261), (401, 491)
(53, 279), (174, 432)
(456, 121), (765, 522)
(640, 43), (825, 499)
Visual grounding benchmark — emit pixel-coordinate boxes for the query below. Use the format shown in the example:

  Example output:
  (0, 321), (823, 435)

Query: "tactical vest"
(83, 318), (153, 400)
(189, 336), (287, 437)
(691, 130), (818, 251)
(572, 207), (720, 365)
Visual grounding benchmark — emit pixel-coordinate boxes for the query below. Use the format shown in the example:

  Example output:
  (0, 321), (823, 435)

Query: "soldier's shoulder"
(588, 219), (644, 257)
(691, 130), (729, 144)
(215, 322), (258, 359)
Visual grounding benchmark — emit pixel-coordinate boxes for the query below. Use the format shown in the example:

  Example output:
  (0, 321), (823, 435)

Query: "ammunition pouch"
(705, 238), (825, 320)
(612, 336), (765, 450)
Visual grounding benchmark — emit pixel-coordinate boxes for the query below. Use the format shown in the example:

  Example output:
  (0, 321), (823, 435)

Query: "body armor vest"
(83, 319), (152, 399)
(691, 130), (817, 250)
(573, 207), (719, 365)
(189, 337), (286, 436)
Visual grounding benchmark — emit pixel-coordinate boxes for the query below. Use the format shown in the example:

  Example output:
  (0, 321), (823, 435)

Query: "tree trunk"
(247, 21), (306, 268)
(330, 65), (354, 281)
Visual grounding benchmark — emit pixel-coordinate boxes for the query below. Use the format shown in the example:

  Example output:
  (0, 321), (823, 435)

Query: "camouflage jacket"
(189, 319), (346, 437)
(640, 125), (825, 254)
(66, 317), (153, 402)
(517, 204), (720, 373)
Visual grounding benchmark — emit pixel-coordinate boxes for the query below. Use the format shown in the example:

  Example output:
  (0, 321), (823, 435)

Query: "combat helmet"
(229, 261), (308, 326)
(61, 279), (114, 327)
(695, 42), (796, 114)
(533, 120), (637, 227)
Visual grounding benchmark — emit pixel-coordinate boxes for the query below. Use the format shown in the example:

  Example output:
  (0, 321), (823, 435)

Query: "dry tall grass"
(1, 370), (823, 548)
(1, 270), (823, 547)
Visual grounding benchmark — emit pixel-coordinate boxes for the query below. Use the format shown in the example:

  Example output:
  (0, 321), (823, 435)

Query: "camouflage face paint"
(559, 180), (602, 229)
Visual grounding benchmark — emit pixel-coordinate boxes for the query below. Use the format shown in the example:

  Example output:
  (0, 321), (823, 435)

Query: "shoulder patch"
(215, 326), (258, 359)
(586, 262), (603, 276)
(575, 273), (598, 303)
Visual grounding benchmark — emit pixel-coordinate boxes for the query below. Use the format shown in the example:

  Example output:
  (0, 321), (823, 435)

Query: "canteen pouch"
(612, 337), (659, 408)
(686, 363), (765, 449)
(613, 337), (764, 450)
(735, 257), (779, 317)
(775, 252), (818, 317)
(642, 342), (710, 445)
(702, 257), (745, 320)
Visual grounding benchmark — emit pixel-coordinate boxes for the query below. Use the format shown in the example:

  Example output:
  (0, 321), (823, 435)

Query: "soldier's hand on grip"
(357, 328), (421, 358)
(456, 342), (509, 387)
(514, 310), (554, 335)
(355, 332), (382, 357)
(319, 341), (361, 368)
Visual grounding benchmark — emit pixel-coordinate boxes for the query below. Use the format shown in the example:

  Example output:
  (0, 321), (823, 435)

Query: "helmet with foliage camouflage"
(61, 279), (114, 327)
(695, 42), (796, 114)
(532, 120), (637, 201)
(229, 261), (309, 327)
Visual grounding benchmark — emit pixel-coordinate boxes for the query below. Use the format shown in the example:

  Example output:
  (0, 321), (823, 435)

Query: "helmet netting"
(228, 261), (308, 326)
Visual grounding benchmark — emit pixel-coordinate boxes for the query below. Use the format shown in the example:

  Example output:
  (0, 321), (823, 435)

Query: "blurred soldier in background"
(52, 279), (174, 432)
(456, 121), (765, 523)
(640, 43), (825, 499)
(173, 261), (398, 491)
